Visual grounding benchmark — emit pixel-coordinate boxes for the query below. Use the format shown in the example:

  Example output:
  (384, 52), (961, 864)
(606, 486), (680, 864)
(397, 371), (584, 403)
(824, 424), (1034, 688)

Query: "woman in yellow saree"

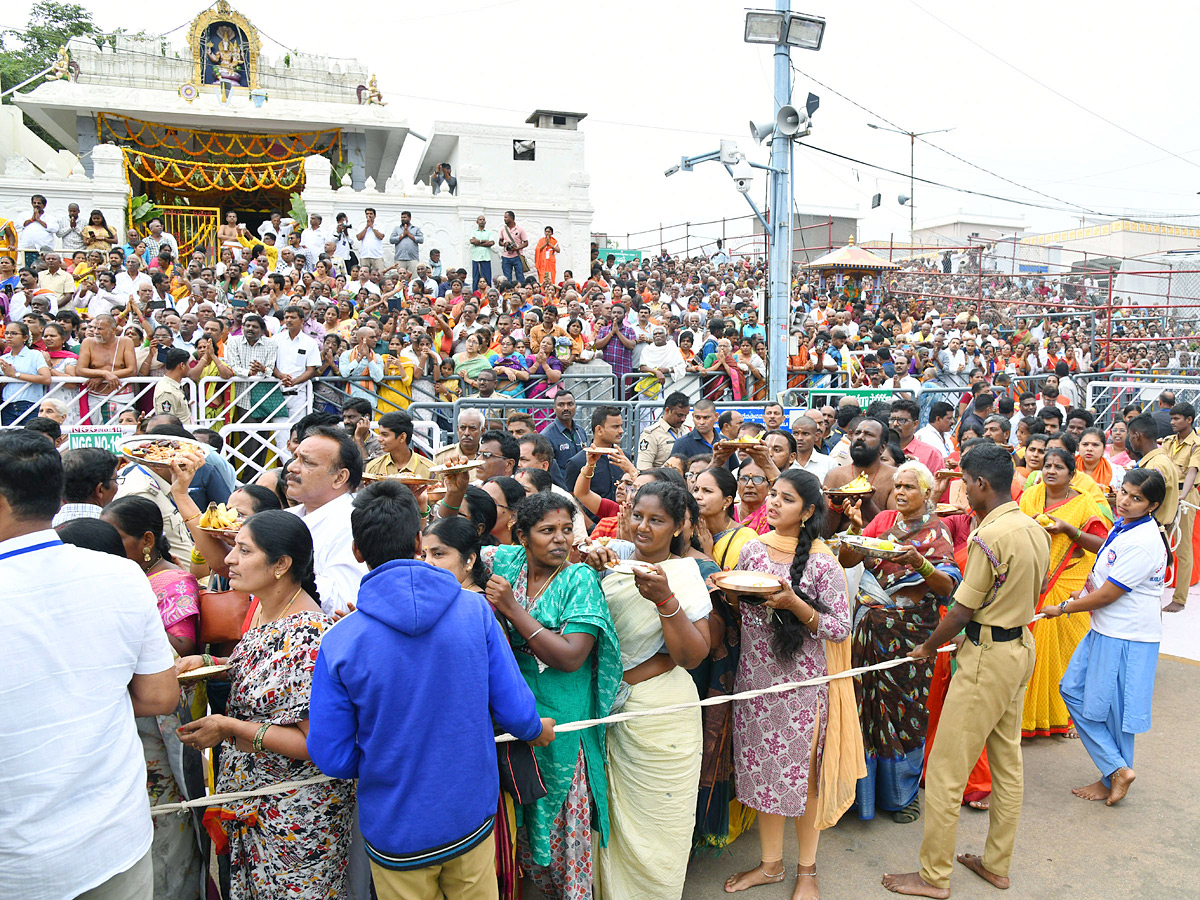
(1018, 448), (1110, 737)
(1047, 432), (1115, 525)
(376, 334), (413, 415)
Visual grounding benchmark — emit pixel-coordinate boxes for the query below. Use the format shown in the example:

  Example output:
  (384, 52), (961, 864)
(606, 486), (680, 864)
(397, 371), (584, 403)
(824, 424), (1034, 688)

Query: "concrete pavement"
(678, 654), (1200, 900)
(524, 653), (1199, 900)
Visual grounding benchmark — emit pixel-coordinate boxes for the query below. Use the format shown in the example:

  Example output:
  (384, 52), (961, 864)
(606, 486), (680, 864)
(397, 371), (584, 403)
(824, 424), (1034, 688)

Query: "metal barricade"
(1085, 379), (1200, 429)
(406, 402), (457, 456)
(619, 371), (737, 407)
(0, 376), (195, 427)
(554, 370), (619, 403)
(218, 421), (293, 482)
(197, 376), (293, 428)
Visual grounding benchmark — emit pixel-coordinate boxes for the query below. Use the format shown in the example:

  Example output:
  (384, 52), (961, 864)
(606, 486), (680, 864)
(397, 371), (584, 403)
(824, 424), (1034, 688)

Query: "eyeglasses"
(478, 450), (499, 459)
(738, 474), (767, 486)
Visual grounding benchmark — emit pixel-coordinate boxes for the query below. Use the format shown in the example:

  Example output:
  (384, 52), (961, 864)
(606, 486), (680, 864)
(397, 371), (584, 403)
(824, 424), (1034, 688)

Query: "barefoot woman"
(839, 461), (961, 825)
(1017, 448), (1109, 738)
(1044, 469), (1170, 806)
(724, 470), (852, 899)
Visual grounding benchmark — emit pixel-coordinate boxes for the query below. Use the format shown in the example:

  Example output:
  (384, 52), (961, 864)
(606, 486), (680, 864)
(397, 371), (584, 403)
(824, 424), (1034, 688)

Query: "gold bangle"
(582, 466), (596, 477)
(253, 722), (271, 753)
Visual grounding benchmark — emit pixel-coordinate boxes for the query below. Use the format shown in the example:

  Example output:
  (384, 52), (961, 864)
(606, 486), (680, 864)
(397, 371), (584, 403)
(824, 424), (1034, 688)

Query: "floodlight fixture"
(744, 10), (826, 50)
(744, 11), (786, 44)
(785, 13), (826, 50)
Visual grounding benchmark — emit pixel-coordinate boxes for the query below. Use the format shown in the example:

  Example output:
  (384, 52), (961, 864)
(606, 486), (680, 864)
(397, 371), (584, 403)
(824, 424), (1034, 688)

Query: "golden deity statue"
(366, 74), (386, 106)
(47, 46), (72, 80)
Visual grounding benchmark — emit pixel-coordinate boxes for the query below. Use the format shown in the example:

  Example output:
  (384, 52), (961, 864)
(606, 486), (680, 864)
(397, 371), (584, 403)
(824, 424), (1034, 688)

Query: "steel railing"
(0, 376), (195, 426)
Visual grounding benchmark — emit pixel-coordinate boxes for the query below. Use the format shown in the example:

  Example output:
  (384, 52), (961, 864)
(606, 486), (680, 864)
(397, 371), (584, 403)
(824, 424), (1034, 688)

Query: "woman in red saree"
(733, 460), (772, 534)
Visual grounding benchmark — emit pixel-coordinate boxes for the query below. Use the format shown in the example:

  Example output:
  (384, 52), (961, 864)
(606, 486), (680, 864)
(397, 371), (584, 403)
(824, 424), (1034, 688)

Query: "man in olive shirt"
(1162, 402), (1200, 612)
(884, 442), (1049, 899)
(1127, 414), (1179, 530)
(364, 411), (433, 480)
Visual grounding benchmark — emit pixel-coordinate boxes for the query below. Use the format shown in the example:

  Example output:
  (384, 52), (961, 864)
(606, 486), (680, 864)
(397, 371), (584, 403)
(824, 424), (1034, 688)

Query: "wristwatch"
(1058, 599), (1070, 617)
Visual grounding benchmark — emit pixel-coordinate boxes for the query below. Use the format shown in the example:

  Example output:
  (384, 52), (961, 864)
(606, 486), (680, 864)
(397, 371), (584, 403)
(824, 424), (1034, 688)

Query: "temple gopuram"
(1, 1), (592, 271)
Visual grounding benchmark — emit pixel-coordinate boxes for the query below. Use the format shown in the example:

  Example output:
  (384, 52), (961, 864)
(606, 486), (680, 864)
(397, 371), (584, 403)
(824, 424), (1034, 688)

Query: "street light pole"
(766, 0), (792, 402)
(909, 132), (915, 247)
(868, 122), (953, 247)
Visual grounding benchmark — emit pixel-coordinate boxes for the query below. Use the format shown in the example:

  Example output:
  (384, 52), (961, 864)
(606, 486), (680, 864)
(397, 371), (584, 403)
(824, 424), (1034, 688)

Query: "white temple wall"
(0, 143), (127, 240)
(302, 152), (594, 281)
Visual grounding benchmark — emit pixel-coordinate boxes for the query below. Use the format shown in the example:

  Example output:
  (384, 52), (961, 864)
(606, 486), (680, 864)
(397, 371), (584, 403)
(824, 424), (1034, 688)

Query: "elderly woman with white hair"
(838, 459), (962, 825)
(37, 396), (70, 424)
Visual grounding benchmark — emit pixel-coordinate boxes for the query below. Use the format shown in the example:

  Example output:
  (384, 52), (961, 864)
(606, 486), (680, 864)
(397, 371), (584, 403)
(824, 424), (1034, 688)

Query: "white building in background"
(0, 0), (592, 276)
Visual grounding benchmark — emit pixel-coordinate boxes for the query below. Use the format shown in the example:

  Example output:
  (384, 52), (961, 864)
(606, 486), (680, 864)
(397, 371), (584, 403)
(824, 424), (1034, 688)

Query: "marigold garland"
(124, 149), (306, 193)
(99, 113), (339, 161)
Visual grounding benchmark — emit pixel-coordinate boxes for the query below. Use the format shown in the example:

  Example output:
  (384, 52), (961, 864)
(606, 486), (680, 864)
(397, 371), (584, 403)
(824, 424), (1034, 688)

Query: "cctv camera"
(664, 164), (681, 178)
(734, 176), (753, 194)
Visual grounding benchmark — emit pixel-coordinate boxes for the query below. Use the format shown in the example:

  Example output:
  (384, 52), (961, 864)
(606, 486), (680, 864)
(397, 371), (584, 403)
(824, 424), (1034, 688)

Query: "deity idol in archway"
(206, 24), (245, 86)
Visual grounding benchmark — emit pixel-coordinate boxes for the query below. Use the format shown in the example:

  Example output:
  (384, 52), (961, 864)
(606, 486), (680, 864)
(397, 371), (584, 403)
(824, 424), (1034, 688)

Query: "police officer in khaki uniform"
(1161, 401), (1200, 611)
(884, 442), (1050, 898)
(1127, 414), (1179, 529)
(114, 456), (194, 556)
(634, 390), (690, 471)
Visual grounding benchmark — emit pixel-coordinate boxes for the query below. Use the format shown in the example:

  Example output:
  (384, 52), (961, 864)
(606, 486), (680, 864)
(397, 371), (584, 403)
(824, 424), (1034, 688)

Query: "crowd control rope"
(153, 632), (1027, 817)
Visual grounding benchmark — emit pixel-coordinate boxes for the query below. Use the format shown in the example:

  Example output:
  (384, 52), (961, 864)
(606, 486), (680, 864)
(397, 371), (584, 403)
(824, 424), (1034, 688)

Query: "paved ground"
(528, 591), (1200, 900)
(676, 654), (1200, 900)
(1159, 581), (1200, 662)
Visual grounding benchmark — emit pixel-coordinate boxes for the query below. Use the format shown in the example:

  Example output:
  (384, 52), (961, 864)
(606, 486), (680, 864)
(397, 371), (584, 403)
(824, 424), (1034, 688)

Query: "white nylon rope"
(152, 636), (1002, 817)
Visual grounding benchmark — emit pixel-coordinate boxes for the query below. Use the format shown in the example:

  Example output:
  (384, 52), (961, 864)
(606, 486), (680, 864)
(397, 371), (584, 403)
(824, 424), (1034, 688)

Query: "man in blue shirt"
(741, 307), (766, 343)
(700, 318), (726, 361)
(539, 390), (586, 472)
(670, 399), (719, 460)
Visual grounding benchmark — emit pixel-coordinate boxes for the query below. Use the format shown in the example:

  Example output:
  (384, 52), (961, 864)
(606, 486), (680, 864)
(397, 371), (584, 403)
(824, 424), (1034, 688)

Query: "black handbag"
(496, 737), (547, 804)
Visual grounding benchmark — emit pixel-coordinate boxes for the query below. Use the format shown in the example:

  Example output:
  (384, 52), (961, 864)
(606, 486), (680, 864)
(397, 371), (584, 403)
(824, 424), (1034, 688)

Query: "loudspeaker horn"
(749, 119), (775, 144)
(776, 105), (802, 136)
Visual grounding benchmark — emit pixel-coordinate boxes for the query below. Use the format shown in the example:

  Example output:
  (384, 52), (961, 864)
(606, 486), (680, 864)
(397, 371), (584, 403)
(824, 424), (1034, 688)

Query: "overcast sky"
(11, 0), (1200, 253)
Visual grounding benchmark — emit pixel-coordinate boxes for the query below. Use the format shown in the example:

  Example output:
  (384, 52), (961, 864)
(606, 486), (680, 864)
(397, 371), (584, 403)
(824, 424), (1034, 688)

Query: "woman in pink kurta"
(733, 542), (849, 812)
(723, 469), (851, 898)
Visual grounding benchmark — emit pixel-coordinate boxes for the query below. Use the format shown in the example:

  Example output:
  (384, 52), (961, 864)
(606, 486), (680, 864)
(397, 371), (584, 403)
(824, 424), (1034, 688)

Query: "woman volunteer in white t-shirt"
(1042, 467), (1170, 807)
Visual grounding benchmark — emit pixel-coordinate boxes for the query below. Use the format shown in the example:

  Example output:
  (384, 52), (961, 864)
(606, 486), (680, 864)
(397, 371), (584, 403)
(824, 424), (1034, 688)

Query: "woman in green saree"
(483, 492), (621, 900)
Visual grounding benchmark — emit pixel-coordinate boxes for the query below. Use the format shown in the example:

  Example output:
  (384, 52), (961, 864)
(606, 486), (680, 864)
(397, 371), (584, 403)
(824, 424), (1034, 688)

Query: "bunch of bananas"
(842, 474), (873, 493)
(199, 502), (241, 530)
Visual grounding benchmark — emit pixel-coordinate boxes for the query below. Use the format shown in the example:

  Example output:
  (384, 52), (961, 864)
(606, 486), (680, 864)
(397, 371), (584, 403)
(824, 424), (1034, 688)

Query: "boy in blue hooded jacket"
(308, 480), (553, 899)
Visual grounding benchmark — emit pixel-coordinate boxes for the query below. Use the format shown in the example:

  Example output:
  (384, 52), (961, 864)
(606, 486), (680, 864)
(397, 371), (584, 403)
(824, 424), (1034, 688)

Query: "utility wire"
(902, 0), (1200, 173)
(31, 40), (749, 142)
(790, 63), (1100, 215)
(798, 142), (1200, 220)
